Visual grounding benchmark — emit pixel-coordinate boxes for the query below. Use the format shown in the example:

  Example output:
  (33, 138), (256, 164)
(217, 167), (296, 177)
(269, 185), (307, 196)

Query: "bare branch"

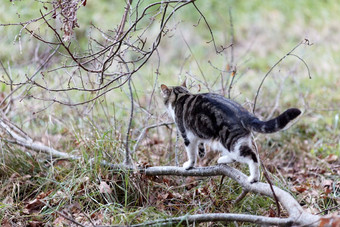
(227, 7), (236, 99)
(252, 39), (312, 113)
(0, 44), (61, 108)
(192, 2), (227, 54)
(142, 165), (321, 226)
(132, 122), (174, 154)
(0, 118), (79, 160)
(233, 190), (249, 204)
(132, 213), (294, 226)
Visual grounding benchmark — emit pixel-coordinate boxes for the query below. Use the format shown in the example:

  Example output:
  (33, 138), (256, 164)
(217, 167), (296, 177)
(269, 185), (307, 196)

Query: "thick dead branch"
(0, 118), (79, 160)
(142, 165), (321, 226)
(132, 213), (293, 226)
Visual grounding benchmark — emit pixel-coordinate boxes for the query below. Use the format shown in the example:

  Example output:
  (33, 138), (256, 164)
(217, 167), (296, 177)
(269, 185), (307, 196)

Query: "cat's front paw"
(248, 175), (259, 184)
(183, 160), (194, 170)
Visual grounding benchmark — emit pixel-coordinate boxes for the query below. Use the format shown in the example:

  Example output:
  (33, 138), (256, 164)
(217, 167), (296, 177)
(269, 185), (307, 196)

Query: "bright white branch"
(0, 118), (79, 160)
(132, 121), (173, 154)
(143, 165), (321, 226)
(132, 213), (294, 226)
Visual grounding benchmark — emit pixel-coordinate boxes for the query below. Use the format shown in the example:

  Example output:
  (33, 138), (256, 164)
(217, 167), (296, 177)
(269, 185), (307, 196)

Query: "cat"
(160, 81), (301, 183)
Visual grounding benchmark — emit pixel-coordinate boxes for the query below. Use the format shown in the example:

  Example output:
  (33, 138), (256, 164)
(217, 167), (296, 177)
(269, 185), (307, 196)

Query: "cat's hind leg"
(215, 142), (234, 164)
(183, 132), (198, 170)
(239, 145), (260, 183)
(217, 155), (234, 164)
(198, 142), (206, 158)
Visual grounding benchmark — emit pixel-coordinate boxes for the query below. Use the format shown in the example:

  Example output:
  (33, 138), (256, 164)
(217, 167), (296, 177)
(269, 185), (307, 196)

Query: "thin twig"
(125, 76), (133, 165)
(233, 190), (249, 204)
(227, 7), (236, 99)
(192, 1), (227, 54)
(218, 175), (225, 191)
(100, 0), (133, 84)
(253, 138), (281, 217)
(132, 122), (174, 154)
(40, 200), (87, 227)
(252, 39), (312, 113)
(0, 44), (60, 108)
(261, 162), (281, 217)
(315, 204), (340, 215)
(174, 129), (180, 166)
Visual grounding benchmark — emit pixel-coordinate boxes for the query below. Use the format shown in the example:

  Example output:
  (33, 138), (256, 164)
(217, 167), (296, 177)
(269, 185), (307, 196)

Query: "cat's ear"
(160, 84), (171, 97)
(181, 80), (187, 88)
(161, 84), (168, 91)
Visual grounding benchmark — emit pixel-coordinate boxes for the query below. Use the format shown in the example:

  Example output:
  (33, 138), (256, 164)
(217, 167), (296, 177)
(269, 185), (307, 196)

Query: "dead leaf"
(198, 186), (210, 196)
(24, 191), (52, 214)
(68, 202), (81, 214)
(24, 199), (43, 214)
(28, 220), (44, 227)
(1, 218), (11, 227)
(322, 179), (334, 195)
(37, 190), (52, 200)
(185, 177), (198, 190)
(294, 185), (308, 193)
(172, 192), (183, 200)
(53, 216), (70, 226)
(319, 214), (340, 227)
(162, 177), (170, 185)
(159, 192), (172, 200)
(99, 181), (112, 194)
(226, 64), (230, 71)
(53, 159), (72, 168)
(0, 92), (7, 108)
(268, 207), (276, 217)
(325, 154), (338, 163)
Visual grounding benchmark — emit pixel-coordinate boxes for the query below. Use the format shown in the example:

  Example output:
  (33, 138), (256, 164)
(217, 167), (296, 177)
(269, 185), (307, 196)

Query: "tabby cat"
(161, 82), (301, 183)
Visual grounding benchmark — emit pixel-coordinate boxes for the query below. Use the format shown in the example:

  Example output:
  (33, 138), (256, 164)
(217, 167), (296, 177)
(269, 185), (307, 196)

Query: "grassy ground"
(0, 0), (339, 226)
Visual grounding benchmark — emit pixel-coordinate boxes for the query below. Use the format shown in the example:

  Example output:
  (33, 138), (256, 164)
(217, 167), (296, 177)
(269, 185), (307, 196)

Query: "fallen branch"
(132, 121), (173, 154)
(132, 213), (293, 226)
(142, 165), (320, 226)
(1, 117), (337, 226)
(0, 118), (79, 160)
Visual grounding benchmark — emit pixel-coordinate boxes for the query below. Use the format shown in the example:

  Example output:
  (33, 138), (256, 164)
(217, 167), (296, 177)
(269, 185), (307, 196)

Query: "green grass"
(1, 0), (340, 226)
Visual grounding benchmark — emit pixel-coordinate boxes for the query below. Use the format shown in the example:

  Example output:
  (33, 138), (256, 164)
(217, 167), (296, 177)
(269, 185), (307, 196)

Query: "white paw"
(248, 175), (259, 184)
(217, 156), (233, 164)
(183, 160), (194, 170)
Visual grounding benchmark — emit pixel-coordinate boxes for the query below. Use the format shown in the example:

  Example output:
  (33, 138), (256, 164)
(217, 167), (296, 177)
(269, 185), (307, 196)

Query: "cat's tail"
(250, 108), (301, 133)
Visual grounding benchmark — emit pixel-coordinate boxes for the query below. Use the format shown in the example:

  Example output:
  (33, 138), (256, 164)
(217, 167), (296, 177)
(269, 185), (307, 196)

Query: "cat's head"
(160, 81), (190, 106)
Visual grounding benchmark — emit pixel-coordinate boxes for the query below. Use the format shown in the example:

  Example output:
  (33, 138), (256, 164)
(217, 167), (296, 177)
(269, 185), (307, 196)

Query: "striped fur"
(161, 84), (301, 183)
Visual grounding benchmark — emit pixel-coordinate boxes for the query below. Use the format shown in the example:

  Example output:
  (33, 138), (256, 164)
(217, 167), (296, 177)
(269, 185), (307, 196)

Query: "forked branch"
(141, 165), (320, 226)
